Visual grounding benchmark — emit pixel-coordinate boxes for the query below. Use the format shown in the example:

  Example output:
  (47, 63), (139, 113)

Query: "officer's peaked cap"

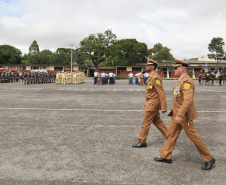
(174, 59), (189, 67)
(146, 58), (159, 66)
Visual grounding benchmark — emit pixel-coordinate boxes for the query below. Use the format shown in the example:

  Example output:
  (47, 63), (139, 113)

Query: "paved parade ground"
(0, 78), (226, 185)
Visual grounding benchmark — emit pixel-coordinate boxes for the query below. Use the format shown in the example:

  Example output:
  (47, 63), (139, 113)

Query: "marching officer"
(132, 58), (168, 148)
(154, 60), (215, 170)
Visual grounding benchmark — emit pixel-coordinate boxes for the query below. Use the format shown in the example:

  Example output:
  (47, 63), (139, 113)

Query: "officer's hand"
(161, 110), (167, 113)
(174, 116), (181, 124)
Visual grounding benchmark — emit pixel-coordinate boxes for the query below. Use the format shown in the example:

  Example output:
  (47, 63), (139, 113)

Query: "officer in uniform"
(154, 60), (215, 170)
(132, 58), (168, 148)
(97, 71), (102, 86)
(140, 72), (144, 86)
(62, 72), (66, 85)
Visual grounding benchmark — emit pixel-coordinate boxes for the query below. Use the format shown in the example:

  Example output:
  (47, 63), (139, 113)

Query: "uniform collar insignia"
(183, 77), (188, 81)
(154, 74), (158, 78)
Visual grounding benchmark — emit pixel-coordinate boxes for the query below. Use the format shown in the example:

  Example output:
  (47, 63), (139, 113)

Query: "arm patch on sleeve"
(156, 79), (160, 85)
(184, 83), (190, 89)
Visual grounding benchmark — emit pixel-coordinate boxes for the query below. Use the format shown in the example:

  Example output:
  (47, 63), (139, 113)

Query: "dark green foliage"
(29, 40), (40, 54)
(105, 39), (148, 66)
(0, 45), (22, 64)
(208, 37), (225, 71)
(78, 29), (117, 69)
(148, 43), (174, 63)
(208, 37), (225, 60)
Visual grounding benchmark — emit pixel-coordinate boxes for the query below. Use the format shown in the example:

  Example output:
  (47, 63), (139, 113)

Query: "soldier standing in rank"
(140, 72), (144, 86)
(210, 70), (215, 85)
(97, 71), (102, 86)
(62, 72), (66, 85)
(135, 72), (139, 85)
(128, 72), (134, 85)
(112, 73), (116, 84)
(72, 72), (77, 85)
(222, 67), (225, 85)
(154, 60), (215, 170)
(108, 71), (114, 85)
(144, 72), (149, 84)
(218, 69), (223, 86)
(94, 70), (98, 85)
(132, 58), (168, 148)
(100, 72), (104, 85)
(103, 72), (108, 84)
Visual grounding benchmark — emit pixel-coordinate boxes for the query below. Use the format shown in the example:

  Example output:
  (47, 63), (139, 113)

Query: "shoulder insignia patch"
(184, 83), (190, 89)
(156, 79), (160, 85)
(154, 74), (158, 78)
(183, 77), (188, 81)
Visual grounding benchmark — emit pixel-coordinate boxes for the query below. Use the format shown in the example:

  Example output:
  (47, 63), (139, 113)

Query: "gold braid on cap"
(147, 62), (154, 65)
(174, 64), (183, 67)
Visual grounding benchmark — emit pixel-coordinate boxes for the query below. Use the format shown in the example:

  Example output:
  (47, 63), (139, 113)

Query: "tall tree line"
(1, 30), (224, 70)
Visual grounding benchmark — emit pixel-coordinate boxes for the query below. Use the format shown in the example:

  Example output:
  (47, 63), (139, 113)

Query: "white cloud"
(1, 0), (226, 59)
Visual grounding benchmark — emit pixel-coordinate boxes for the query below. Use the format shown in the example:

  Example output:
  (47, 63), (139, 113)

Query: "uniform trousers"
(94, 77), (97, 84)
(140, 78), (144, 85)
(138, 111), (167, 143)
(160, 116), (213, 162)
(97, 77), (102, 85)
(62, 77), (66, 85)
(129, 77), (133, 85)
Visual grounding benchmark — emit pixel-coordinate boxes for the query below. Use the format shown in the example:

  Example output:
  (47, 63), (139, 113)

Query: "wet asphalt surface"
(0, 78), (226, 185)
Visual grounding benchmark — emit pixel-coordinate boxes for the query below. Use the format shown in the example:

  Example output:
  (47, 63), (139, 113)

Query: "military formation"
(198, 67), (226, 86)
(56, 71), (85, 85)
(0, 70), (85, 85)
(93, 71), (116, 85)
(0, 71), (20, 83)
(23, 71), (56, 85)
(128, 72), (150, 85)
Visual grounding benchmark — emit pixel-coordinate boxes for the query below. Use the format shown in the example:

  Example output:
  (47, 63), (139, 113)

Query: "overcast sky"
(1, 0), (226, 60)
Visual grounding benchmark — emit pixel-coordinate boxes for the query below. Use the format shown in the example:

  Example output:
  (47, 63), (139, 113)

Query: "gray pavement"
(0, 78), (226, 185)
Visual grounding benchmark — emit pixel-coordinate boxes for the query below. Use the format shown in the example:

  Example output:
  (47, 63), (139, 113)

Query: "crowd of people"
(128, 72), (150, 85)
(93, 71), (152, 86)
(56, 71), (85, 85)
(0, 70), (86, 85)
(93, 71), (116, 85)
(198, 67), (226, 86)
(23, 71), (56, 85)
(0, 71), (20, 83)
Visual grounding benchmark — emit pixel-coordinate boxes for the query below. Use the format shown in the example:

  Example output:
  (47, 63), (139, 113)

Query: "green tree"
(56, 48), (73, 54)
(105, 39), (148, 66)
(54, 51), (71, 65)
(148, 43), (174, 62)
(27, 40), (40, 64)
(21, 53), (31, 64)
(29, 40), (40, 54)
(208, 37), (225, 70)
(39, 49), (55, 64)
(78, 29), (117, 70)
(0, 45), (22, 64)
(73, 48), (88, 65)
